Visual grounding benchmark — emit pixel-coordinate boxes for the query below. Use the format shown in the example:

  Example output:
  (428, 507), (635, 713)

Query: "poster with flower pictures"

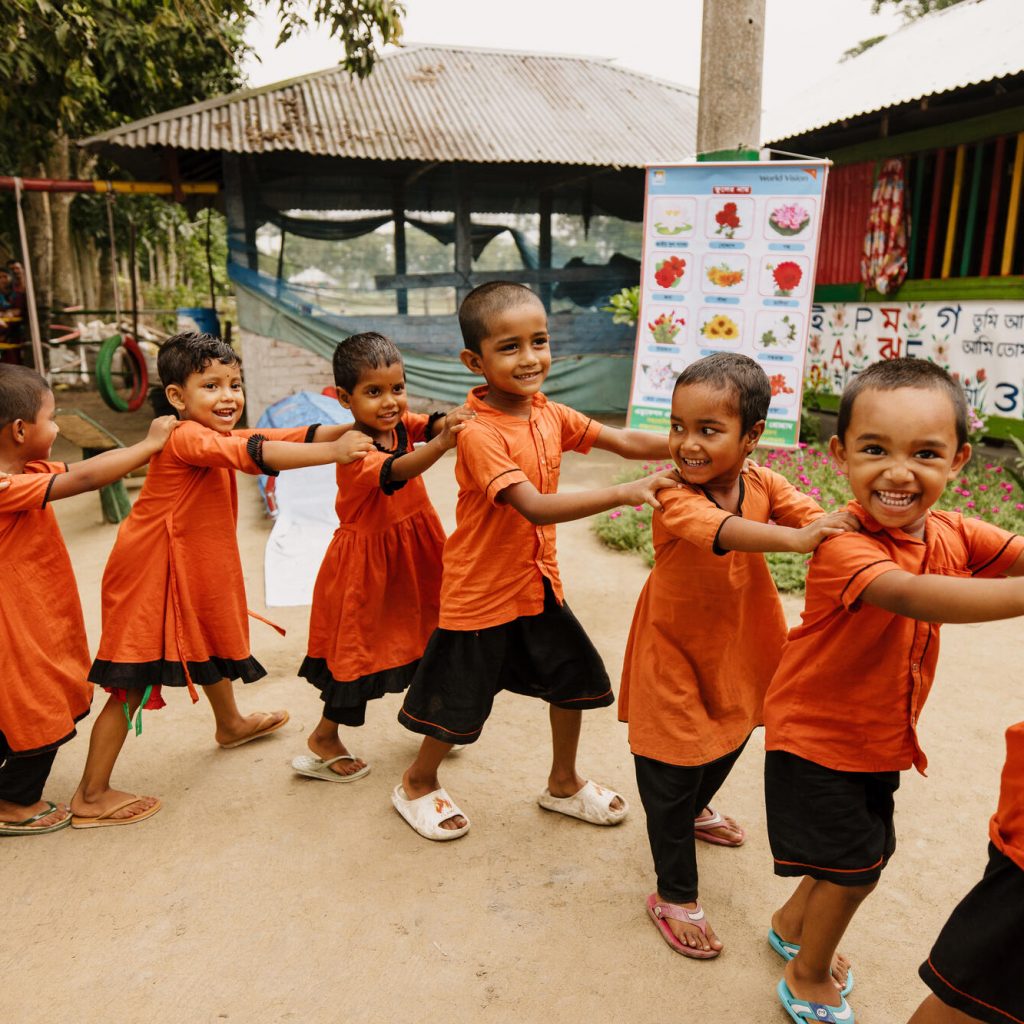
(627, 160), (830, 447)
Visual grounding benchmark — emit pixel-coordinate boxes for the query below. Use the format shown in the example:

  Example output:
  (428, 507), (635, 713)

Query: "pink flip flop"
(694, 806), (745, 847)
(645, 894), (721, 959)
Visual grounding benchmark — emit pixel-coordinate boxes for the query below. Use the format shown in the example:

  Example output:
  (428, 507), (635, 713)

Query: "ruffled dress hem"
(88, 655), (267, 689)
(298, 656), (416, 712)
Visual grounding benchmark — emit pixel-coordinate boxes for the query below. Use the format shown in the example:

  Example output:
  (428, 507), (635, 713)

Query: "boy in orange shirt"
(911, 720), (1024, 1024)
(763, 358), (1024, 1024)
(392, 281), (678, 841)
(620, 353), (857, 961)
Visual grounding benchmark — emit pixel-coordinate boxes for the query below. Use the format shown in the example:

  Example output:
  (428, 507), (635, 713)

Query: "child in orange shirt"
(70, 332), (373, 828)
(294, 332), (471, 781)
(912, 720), (1024, 1024)
(0, 365), (177, 836)
(619, 353), (857, 961)
(393, 281), (678, 841)
(763, 358), (1024, 1024)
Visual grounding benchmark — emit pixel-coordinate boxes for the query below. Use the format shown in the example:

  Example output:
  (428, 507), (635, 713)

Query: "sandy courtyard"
(4, 420), (1023, 1024)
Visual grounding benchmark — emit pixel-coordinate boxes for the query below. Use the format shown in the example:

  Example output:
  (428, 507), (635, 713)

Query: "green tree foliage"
(843, 0), (969, 61)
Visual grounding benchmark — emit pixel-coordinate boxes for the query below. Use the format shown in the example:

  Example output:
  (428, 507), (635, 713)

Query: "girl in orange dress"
(294, 332), (471, 781)
(0, 365), (177, 835)
(70, 332), (373, 828)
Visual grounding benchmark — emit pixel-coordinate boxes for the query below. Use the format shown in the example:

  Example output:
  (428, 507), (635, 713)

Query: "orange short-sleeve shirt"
(0, 461), (92, 753)
(764, 502), (1024, 775)
(439, 386), (601, 631)
(619, 464), (823, 766)
(990, 721), (1024, 871)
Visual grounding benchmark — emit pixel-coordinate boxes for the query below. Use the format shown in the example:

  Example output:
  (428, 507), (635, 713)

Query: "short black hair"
(149, 331), (240, 415)
(837, 358), (968, 448)
(458, 282), (544, 354)
(0, 364), (51, 429)
(674, 353), (770, 433)
(332, 332), (403, 393)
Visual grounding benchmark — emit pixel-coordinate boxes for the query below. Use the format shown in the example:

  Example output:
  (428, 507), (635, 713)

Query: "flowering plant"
(648, 311), (685, 344)
(706, 263), (744, 288)
(714, 202), (741, 239)
(700, 314), (739, 341)
(769, 373), (794, 397)
(654, 256), (686, 289)
(768, 203), (810, 236)
(770, 260), (803, 296)
(759, 314), (798, 348)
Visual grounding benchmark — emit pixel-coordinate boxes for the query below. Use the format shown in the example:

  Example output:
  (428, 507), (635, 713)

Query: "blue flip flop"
(777, 979), (855, 1024)
(768, 928), (854, 997)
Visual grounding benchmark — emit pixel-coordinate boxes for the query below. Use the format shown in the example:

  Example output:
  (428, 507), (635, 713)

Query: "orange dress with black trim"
(764, 502), (1024, 775)
(89, 419), (314, 701)
(0, 461), (92, 754)
(990, 721), (1024, 871)
(619, 464), (823, 767)
(299, 413), (445, 713)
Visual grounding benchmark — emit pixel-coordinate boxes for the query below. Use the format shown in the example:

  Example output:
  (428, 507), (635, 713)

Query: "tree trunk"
(167, 219), (178, 290)
(22, 182), (53, 318)
(47, 134), (77, 309)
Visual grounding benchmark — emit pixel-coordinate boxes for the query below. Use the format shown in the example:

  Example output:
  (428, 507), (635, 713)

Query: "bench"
(54, 410), (133, 523)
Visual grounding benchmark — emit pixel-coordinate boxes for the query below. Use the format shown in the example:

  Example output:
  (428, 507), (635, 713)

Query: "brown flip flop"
(71, 796), (162, 829)
(218, 710), (290, 749)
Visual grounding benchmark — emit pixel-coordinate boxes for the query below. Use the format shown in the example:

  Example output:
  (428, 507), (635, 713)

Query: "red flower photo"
(714, 202), (741, 239)
(771, 260), (803, 296)
(654, 255), (686, 289)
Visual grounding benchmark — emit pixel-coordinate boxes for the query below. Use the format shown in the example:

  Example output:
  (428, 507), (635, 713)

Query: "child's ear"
(9, 417), (27, 445)
(459, 349), (486, 377)
(828, 434), (848, 472)
(165, 384), (187, 414)
(744, 419), (766, 452)
(335, 387), (354, 410)
(949, 442), (972, 478)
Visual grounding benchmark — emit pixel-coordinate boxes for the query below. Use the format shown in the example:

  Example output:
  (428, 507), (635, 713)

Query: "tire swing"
(96, 332), (148, 412)
(96, 192), (149, 412)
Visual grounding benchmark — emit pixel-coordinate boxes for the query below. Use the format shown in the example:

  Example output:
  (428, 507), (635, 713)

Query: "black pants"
(634, 738), (748, 903)
(323, 701), (367, 728)
(0, 734), (58, 807)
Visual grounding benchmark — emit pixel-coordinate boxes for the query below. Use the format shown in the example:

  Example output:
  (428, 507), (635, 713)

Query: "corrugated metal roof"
(81, 44), (698, 167)
(763, 0), (1024, 144)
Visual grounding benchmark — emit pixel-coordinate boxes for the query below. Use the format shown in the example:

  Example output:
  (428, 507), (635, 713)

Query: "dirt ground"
(4, 390), (1024, 1024)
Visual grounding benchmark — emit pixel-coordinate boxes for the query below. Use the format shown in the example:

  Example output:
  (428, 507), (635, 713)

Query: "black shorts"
(919, 842), (1024, 1024)
(765, 750), (900, 887)
(398, 579), (613, 745)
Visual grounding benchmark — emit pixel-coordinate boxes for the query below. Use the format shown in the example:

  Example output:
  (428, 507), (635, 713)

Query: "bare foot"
(771, 910), (852, 992)
(695, 806), (744, 843)
(308, 734), (367, 777)
(657, 895), (723, 953)
(70, 789), (159, 821)
(784, 957), (849, 1007)
(0, 799), (69, 829)
(548, 773), (626, 813)
(215, 709), (288, 748)
(401, 768), (467, 831)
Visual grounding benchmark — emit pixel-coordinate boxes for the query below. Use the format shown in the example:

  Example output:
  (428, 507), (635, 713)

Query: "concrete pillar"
(696, 0), (766, 158)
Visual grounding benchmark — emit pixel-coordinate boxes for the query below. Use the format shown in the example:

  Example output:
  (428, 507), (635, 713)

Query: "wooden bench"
(54, 410), (132, 523)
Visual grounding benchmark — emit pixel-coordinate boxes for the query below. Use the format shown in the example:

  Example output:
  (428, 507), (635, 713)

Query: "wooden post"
(979, 135), (1006, 278)
(538, 191), (553, 311)
(222, 154), (258, 272)
(1000, 131), (1024, 276)
(959, 142), (985, 279)
(454, 166), (472, 307)
(393, 180), (408, 315)
(923, 148), (947, 279)
(941, 144), (966, 279)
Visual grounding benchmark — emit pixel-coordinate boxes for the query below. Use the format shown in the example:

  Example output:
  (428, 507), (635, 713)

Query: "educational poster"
(627, 161), (830, 446)
(807, 301), (1024, 421)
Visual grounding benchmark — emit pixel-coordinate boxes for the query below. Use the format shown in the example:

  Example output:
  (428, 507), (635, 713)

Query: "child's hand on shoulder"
(792, 509), (861, 553)
(335, 431), (374, 463)
(437, 404), (475, 449)
(144, 415), (181, 452)
(618, 468), (683, 513)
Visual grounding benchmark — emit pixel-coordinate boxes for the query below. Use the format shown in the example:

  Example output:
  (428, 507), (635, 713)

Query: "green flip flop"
(0, 801), (72, 836)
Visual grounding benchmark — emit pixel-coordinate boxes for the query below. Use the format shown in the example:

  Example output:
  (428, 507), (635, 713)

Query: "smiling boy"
(763, 358), (1024, 1024)
(392, 282), (678, 841)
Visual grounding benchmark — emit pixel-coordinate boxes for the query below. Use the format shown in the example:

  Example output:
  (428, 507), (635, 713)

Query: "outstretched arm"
(260, 430), (374, 472)
(49, 416), (179, 501)
(389, 405), (474, 483)
(308, 422), (355, 442)
(717, 510), (860, 554)
(861, 570), (1024, 623)
(502, 470), (680, 526)
(590, 424), (671, 461)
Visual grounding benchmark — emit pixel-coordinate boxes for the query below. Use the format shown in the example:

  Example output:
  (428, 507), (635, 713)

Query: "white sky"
(243, 0), (905, 112)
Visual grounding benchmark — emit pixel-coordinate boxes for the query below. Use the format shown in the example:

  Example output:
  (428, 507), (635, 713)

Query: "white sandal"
(391, 785), (470, 841)
(537, 779), (628, 825)
(291, 753), (371, 783)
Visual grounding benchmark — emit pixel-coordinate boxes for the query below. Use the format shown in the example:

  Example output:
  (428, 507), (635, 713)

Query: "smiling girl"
(293, 332), (472, 782)
(70, 332), (373, 827)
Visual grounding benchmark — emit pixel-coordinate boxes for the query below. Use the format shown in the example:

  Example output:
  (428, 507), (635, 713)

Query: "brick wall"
(238, 328), (334, 424)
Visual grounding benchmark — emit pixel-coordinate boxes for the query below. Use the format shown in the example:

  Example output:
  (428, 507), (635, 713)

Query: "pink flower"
(609, 511), (621, 520)
(1017, 503), (1024, 511)
(633, 505), (644, 512)
(967, 501), (976, 509)
(979, 484), (989, 492)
